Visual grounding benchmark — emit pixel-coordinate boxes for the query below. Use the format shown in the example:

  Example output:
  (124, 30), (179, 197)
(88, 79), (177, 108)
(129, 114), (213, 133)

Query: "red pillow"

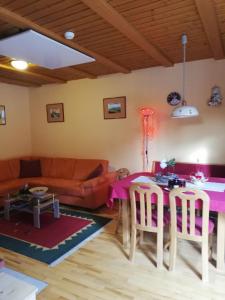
(86, 164), (103, 180)
(20, 159), (42, 178)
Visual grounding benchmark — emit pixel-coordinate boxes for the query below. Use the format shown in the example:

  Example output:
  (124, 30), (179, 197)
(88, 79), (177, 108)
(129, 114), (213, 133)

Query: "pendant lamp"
(171, 34), (199, 118)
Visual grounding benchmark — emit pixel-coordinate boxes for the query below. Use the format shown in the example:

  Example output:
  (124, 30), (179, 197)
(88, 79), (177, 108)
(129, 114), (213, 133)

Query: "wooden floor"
(1, 206), (225, 300)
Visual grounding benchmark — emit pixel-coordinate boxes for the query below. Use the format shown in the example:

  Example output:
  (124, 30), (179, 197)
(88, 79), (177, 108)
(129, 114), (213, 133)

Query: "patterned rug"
(0, 209), (111, 266)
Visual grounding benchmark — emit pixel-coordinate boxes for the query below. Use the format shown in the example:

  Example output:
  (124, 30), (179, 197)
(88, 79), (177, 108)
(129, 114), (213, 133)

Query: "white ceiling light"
(11, 60), (28, 70)
(171, 34), (199, 118)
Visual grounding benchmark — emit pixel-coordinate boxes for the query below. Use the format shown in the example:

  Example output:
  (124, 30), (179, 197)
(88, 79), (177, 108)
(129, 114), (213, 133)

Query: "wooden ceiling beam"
(195, 0), (224, 59)
(0, 75), (40, 87)
(81, 0), (173, 67)
(65, 67), (97, 79)
(0, 6), (129, 74)
(0, 63), (66, 83)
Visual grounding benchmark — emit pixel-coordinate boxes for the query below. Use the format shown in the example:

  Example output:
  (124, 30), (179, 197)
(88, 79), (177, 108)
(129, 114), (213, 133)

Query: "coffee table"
(4, 191), (60, 229)
(0, 272), (37, 300)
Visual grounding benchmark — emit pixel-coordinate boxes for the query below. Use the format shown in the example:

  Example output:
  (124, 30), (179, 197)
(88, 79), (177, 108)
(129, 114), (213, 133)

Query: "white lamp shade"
(171, 105), (199, 118)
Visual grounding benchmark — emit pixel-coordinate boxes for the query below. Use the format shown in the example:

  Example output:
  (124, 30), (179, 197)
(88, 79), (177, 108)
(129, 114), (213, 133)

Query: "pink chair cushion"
(136, 209), (170, 227)
(176, 214), (214, 235)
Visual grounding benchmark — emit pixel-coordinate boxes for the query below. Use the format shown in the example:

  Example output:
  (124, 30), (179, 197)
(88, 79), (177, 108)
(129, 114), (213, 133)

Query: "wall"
(0, 83), (31, 159)
(29, 58), (225, 173)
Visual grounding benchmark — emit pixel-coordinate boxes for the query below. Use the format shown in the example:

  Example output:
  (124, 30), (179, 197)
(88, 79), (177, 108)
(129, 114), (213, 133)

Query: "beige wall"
(29, 58), (225, 172)
(0, 83), (31, 159)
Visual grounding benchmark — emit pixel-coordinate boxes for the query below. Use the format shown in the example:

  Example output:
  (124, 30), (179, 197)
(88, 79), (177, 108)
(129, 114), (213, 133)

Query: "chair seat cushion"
(136, 209), (170, 227)
(177, 214), (214, 235)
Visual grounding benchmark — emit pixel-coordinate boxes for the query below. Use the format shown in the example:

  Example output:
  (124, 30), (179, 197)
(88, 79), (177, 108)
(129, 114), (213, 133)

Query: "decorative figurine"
(208, 86), (222, 106)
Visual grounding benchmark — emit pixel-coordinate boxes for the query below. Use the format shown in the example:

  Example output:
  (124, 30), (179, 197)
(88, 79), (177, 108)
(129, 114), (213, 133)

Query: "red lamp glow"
(139, 107), (155, 171)
(139, 107), (154, 117)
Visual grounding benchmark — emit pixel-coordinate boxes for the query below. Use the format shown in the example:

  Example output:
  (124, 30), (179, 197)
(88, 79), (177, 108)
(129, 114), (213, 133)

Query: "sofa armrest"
(79, 172), (117, 196)
(80, 172), (117, 189)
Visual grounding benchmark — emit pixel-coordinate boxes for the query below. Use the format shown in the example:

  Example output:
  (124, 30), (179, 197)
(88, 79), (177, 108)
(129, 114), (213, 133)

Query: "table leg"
(53, 200), (60, 218)
(33, 206), (40, 229)
(4, 200), (10, 221)
(216, 212), (225, 272)
(122, 199), (130, 248)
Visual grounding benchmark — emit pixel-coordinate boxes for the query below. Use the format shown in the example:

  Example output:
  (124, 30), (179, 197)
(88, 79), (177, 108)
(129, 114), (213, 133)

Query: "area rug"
(0, 209), (111, 266)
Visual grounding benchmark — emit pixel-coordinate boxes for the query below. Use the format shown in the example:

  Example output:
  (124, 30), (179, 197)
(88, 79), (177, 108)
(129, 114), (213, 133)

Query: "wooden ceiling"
(0, 0), (224, 87)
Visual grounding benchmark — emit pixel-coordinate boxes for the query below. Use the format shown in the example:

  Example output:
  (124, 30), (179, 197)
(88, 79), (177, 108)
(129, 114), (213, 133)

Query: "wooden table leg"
(216, 212), (225, 272)
(4, 199), (10, 221)
(122, 199), (130, 248)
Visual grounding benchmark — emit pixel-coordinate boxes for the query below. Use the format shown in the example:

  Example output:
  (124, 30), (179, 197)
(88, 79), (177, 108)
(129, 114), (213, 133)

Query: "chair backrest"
(169, 187), (210, 241)
(129, 183), (164, 232)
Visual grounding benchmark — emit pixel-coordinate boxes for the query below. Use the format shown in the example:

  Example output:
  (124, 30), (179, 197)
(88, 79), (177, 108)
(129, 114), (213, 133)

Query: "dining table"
(107, 172), (225, 272)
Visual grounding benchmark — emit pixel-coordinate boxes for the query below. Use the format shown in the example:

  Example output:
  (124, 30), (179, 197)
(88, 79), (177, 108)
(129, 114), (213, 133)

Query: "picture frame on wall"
(46, 103), (64, 123)
(103, 96), (126, 119)
(0, 105), (6, 125)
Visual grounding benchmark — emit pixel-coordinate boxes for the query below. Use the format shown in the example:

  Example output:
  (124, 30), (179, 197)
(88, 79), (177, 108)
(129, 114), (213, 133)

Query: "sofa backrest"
(0, 157), (109, 181)
(0, 158), (28, 182)
(0, 160), (14, 182)
(152, 161), (225, 178)
(39, 157), (76, 179)
(39, 157), (108, 180)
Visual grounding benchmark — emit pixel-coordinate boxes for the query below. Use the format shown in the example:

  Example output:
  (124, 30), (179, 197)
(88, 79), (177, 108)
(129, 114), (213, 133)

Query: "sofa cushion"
(86, 164), (103, 180)
(0, 178), (29, 195)
(0, 160), (14, 182)
(8, 159), (20, 179)
(20, 159), (42, 178)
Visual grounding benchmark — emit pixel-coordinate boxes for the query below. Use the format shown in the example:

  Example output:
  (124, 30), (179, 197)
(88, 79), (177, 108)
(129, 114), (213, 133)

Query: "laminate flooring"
(0, 205), (225, 300)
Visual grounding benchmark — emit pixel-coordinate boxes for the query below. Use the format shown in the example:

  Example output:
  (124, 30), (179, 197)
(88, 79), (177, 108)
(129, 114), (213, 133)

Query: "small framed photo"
(103, 96), (126, 119)
(46, 103), (64, 123)
(0, 105), (6, 125)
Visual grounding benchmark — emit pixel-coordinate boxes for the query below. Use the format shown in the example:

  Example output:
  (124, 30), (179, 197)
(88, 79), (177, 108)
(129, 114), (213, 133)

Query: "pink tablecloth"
(107, 172), (225, 213)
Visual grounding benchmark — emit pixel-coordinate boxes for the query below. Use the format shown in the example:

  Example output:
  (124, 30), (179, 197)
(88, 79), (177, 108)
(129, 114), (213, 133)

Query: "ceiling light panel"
(0, 30), (95, 69)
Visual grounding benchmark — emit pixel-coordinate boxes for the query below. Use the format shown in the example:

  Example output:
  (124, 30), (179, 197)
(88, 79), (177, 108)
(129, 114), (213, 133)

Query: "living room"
(0, 1), (225, 299)
(2, 57), (225, 169)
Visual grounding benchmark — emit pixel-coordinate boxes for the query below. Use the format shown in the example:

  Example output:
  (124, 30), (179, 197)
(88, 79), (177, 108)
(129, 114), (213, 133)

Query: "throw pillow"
(20, 159), (42, 178)
(86, 164), (103, 180)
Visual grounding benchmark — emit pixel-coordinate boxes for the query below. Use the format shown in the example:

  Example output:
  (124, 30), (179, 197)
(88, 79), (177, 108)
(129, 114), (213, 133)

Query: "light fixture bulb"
(11, 60), (28, 70)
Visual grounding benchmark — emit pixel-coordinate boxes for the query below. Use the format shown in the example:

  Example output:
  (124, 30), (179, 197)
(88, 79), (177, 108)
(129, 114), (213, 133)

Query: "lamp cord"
(182, 34), (187, 106)
(182, 37), (186, 105)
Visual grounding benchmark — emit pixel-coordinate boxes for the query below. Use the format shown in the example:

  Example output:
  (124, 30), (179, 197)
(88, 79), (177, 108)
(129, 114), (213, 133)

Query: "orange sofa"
(0, 157), (116, 209)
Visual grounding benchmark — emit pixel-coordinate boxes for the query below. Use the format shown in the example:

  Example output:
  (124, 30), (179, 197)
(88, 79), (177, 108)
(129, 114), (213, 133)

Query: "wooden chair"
(169, 187), (214, 282)
(129, 182), (169, 268)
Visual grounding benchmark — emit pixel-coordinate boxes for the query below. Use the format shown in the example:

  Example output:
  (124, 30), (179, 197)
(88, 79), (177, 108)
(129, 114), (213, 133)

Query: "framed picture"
(46, 103), (64, 123)
(103, 96), (126, 119)
(0, 105), (6, 125)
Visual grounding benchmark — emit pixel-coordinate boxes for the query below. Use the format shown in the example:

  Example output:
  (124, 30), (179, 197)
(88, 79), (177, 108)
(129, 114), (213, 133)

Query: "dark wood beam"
(0, 75), (40, 87)
(0, 63), (66, 83)
(81, 0), (173, 67)
(195, 0), (224, 59)
(66, 67), (97, 79)
(0, 6), (130, 74)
